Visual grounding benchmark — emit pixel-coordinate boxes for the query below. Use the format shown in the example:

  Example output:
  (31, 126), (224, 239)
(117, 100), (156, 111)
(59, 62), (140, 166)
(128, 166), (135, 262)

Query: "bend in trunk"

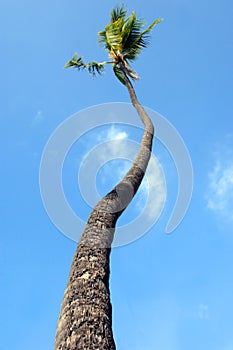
(54, 74), (154, 350)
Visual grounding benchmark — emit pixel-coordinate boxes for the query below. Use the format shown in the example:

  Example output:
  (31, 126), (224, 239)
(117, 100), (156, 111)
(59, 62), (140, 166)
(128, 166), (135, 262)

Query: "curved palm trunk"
(54, 74), (154, 350)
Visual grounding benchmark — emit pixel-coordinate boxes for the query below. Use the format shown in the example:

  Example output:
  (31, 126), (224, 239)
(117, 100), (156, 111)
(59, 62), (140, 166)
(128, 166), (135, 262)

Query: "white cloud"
(95, 125), (131, 185)
(97, 125), (129, 158)
(207, 160), (233, 221)
(99, 124), (128, 142)
(142, 157), (166, 220)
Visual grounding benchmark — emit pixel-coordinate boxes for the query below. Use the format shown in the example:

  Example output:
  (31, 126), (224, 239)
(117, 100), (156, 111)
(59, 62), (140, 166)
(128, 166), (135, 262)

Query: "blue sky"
(1, 0), (233, 349)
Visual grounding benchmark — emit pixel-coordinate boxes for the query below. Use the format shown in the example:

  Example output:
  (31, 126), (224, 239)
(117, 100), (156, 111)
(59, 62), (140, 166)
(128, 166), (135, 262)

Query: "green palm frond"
(98, 6), (162, 65)
(121, 11), (140, 48)
(64, 53), (85, 69)
(110, 5), (127, 22)
(98, 5), (126, 49)
(98, 16), (125, 53)
(64, 53), (105, 76)
(121, 14), (147, 60)
(123, 19), (163, 61)
(105, 18), (124, 52)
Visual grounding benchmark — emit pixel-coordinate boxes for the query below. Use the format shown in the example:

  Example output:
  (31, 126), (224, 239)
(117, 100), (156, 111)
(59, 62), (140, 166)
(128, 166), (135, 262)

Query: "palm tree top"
(65, 5), (162, 84)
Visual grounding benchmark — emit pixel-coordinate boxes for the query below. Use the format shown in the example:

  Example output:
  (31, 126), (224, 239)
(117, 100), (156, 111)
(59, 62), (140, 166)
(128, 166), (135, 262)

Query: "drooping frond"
(113, 64), (126, 85)
(86, 61), (106, 75)
(64, 53), (105, 76)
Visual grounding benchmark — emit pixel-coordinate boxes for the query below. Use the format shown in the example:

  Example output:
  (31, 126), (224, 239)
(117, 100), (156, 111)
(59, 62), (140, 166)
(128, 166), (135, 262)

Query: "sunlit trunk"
(54, 75), (154, 349)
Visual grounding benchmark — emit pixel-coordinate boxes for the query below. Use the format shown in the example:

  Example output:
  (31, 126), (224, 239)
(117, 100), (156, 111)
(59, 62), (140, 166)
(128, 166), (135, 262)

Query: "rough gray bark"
(54, 73), (154, 350)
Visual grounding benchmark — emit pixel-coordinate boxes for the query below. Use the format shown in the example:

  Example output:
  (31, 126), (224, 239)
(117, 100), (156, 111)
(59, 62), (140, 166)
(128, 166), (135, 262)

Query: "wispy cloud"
(31, 110), (45, 126)
(141, 157), (166, 220)
(134, 296), (180, 350)
(223, 340), (233, 350)
(206, 159), (233, 221)
(197, 303), (209, 320)
(206, 136), (233, 222)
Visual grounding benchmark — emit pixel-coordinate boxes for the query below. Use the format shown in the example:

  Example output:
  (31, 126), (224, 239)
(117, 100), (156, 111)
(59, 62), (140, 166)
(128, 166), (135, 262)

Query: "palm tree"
(54, 6), (162, 350)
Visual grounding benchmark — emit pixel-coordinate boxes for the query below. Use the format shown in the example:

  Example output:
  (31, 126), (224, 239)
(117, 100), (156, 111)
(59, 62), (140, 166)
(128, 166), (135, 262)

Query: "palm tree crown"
(65, 5), (162, 84)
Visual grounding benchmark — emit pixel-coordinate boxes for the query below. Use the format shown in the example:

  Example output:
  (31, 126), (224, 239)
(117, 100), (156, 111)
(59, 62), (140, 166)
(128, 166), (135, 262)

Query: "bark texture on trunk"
(54, 74), (154, 350)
